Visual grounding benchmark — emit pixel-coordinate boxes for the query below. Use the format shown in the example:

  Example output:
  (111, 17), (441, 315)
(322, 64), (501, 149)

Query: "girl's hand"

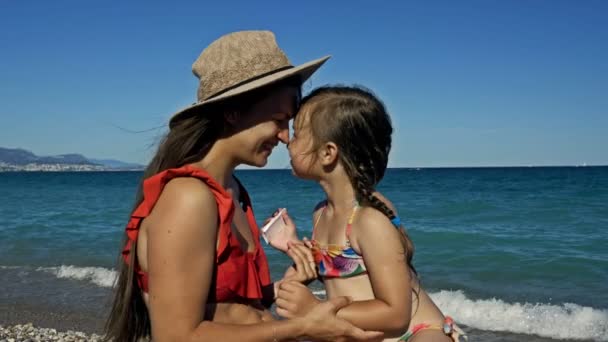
(275, 281), (320, 319)
(284, 242), (317, 283)
(274, 242), (317, 299)
(262, 208), (299, 252)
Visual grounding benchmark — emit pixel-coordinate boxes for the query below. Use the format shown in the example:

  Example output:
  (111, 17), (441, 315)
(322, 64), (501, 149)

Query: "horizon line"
(237, 164), (608, 171)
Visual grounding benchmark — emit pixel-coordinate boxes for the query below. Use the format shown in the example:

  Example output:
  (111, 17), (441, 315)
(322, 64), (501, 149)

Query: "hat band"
(201, 65), (294, 102)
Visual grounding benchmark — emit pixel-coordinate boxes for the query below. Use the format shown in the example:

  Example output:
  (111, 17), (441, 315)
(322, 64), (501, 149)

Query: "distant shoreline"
(0, 163), (144, 172)
(2, 165), (606, 173)
(239, 165), (608, 170)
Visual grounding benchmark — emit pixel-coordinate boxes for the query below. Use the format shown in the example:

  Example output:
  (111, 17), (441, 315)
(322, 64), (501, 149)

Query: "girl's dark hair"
(104, 78), (301, 342)
(297, 85), (417, 276)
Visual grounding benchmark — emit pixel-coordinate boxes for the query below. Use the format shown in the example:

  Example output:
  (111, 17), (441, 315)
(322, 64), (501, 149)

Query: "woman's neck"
(192, 142), (238, 189)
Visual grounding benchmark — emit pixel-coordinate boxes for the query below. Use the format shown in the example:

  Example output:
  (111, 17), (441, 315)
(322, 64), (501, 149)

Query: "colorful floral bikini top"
(310, 201), (403, 279)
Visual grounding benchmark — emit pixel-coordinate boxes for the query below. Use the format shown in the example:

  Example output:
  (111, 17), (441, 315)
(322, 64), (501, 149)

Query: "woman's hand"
(276, 281), (320, 319)
(262, 208), (299, 252)
(295, 296), (384, 342)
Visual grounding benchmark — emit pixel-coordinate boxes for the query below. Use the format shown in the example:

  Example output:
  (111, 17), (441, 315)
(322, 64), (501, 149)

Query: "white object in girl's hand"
(261, 208), (287, 244)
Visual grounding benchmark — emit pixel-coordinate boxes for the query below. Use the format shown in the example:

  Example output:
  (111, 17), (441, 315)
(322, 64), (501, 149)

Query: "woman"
(104, 30), (383, 342)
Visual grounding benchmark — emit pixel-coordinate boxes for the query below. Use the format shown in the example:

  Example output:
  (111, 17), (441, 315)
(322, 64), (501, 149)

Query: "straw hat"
(169, 30), (330, 127)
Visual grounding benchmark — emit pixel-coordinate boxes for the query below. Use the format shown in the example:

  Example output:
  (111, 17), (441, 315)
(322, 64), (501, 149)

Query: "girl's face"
(288, 107), (318, 179)
(231, 86), (299, 167)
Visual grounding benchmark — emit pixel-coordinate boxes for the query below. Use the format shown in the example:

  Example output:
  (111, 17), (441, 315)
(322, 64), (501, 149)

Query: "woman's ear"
(319, 142), (338, 166)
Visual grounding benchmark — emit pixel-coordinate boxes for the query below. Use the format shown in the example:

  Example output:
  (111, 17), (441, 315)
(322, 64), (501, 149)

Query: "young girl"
(272, 86), (466, 341)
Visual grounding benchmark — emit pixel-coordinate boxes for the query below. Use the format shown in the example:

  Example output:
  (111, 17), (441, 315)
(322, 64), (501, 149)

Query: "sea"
(1, 167), (607, 341)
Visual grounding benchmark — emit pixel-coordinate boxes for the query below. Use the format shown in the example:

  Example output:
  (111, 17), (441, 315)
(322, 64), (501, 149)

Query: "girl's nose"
(277, 128), (289, 144)
(277, 121), (290, 144)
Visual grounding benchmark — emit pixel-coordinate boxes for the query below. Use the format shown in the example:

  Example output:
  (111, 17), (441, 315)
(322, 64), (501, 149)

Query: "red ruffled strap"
(212, 180), (272, 300)
(240, 187), (272, 289)
(121, 165), (234, 292)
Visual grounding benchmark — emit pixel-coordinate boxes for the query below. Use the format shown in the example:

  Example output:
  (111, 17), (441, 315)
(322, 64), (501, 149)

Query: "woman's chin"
(243, 155), (269, 168)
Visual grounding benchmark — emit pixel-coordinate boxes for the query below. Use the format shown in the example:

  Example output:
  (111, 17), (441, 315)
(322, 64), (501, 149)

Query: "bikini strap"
(391, 215), (402, 228)
(345, 202), (360, 246)
(311, 201), (327, 240)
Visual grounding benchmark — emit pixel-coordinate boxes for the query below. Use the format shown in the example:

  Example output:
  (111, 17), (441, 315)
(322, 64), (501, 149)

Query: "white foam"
(308, 288), (608, 340)
(0, 265), (20, 269)
(14, 265), (608, 341)
(430, 290), (608, 341)
(38, 265), (117, 288)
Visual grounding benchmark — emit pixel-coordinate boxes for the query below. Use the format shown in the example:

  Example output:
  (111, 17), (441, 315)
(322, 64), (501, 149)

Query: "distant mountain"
(0, 147), (143, 170)
(89, 158), (145, 169)
(0, 148), (39, 164)
(38, 153), (93, 165)
(0, 147), (94, 165)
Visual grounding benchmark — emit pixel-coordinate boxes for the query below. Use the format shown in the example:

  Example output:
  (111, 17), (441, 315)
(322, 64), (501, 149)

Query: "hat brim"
(169, 55), (331, 127)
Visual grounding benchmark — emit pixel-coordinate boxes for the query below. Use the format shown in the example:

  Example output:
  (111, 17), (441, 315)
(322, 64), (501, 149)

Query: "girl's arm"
(264, 199), (327, 253)
(261, 207), (318, 304)
(146, 178), (379, 342)
(276, 206), (413, 338)
(263, 208), (301, 252)
(334, 207), (413, 337)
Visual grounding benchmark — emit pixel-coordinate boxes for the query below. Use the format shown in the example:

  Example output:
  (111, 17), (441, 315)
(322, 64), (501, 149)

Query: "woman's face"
(231, 86), (299, 167)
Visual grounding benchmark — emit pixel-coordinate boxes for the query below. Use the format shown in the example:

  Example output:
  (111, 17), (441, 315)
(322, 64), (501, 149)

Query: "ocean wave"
(431, 290), (608, 341)
(37, 265), (117, 288)
(312, 290), (326, 296)
(11, 266), (607, 341)
(309, 289), (607, 341)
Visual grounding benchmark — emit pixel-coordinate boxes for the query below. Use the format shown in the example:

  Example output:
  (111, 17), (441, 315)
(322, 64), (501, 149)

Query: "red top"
(122, 165), (272, 302)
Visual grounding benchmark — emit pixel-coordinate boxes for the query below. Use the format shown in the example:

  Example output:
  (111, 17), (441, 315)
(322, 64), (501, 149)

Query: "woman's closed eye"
(272, 114), (290, 127)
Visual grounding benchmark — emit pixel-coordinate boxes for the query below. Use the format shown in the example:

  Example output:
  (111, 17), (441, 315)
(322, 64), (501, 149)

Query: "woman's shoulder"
(165, 176), (215, 198)
(153, 177), (218, 219)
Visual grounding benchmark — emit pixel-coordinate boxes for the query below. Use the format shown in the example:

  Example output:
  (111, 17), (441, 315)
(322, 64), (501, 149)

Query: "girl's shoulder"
(355, 206), (394, 229)
(350, 206), (400, 243)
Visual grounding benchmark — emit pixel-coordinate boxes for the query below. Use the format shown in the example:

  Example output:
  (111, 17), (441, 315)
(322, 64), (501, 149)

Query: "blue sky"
(1, 1), (606, 167)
